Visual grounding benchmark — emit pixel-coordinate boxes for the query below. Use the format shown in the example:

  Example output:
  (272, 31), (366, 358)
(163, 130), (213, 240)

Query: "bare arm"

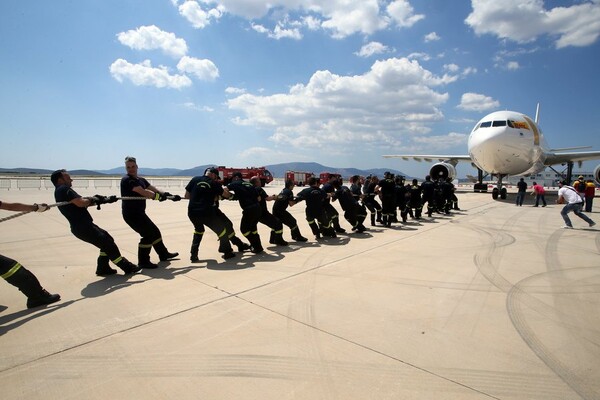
(0, 201), (39, 212)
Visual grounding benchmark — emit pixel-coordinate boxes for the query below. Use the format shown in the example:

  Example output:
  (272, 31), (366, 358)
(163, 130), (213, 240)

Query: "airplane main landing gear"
(492, 187), (499, 199)
(500, 187), (507, 199)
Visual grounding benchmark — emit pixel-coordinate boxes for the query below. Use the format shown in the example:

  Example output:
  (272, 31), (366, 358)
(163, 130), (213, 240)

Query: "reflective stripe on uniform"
(1, 262), (22, 280)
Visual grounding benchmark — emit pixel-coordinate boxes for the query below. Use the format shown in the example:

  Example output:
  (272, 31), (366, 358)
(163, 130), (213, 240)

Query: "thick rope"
(0, 201), (70, 223)
(0, 196), (186, 224)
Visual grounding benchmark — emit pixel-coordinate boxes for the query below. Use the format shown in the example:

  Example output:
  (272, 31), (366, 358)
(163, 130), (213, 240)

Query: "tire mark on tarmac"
(1, 201), (502, 399)
(506, 227), (600, 400)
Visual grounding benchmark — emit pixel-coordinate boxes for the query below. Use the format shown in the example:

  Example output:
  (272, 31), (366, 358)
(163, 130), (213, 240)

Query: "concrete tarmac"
(1, 183), (599, 399)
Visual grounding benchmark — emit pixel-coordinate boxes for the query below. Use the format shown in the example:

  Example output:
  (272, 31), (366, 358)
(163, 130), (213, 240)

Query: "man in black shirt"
(272, 180), (308, 242)
(1, 200), (61, 308)
(120, 156), (179, 268)
(227, 172), (264, 253)
(185, 168), (236, 261)
(51, 169), (140, 276)
(376, 171), (396, 227)
(331, 179), (367, 232)
(250, 176), (288, 246)
(295, 177), (335, 239)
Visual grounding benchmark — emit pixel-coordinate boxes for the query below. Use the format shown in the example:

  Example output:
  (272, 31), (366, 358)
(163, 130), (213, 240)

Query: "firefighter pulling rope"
(0, 195), (184, 224)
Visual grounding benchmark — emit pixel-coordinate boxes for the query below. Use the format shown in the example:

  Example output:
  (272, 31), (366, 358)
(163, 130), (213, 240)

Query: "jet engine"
(594, 164), (600, 185)
(429, 162), (456, 181)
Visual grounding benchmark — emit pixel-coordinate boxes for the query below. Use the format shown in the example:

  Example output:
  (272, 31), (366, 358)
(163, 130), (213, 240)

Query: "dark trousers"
(188, 211), (233, 254)
(274, 209), (297, 230)
(71, 223), (122, 262)
(123, 212), (162, 246)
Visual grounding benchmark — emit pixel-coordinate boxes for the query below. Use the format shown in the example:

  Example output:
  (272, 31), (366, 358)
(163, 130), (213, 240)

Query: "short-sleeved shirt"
(296, 186), (327, 214)
(558, 186), (584, 204)
(226, 180), (259, 210)
(121, 175), (150, 214)
(54, 185), (94, 227)
(186, 176), (223, 213)
(334, 186), (358, 211)
(532, 184), (545, 195)
(378, 178), (395, 197)
(273, 187), (294, 213)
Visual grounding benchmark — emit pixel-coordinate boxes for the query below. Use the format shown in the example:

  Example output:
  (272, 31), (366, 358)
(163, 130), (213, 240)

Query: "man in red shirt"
(531, 181), (547, 207)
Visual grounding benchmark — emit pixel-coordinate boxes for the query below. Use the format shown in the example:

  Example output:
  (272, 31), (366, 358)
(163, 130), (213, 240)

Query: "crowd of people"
(3, 156), (597, 310)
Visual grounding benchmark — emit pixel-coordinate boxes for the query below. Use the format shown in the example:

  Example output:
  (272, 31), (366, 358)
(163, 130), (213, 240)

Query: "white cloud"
(182, 102), (214, 112)
(465, 0), (600, 48)
(355, 41), (390, 58)
(387, 0), (425, 28)
(407, 52), (431, 61)
(177, 56), (219, 81)
(225, 86), (247, 94)
(412, 132), (468, 149)
(227, 57), (452, 151)
(116, 25), (188, 58)
(424, 32), (440, 42)
(457, 92), (500, 112)
(109, 59), (192, 89)
(178, 0), (225, 29)
(506, 61), (520, 70)
(174, 1), (425, 39)
(443, 63), (460, 73)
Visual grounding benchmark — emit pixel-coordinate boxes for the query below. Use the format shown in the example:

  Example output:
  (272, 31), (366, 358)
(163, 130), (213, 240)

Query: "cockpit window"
(492, 120), (507, 127)
(507, 120), (515, 128)
(479, 121), (492, 128)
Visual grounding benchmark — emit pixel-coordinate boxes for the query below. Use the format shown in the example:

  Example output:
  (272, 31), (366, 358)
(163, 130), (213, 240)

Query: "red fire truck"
(213, 166), (274, 187)
(318, 172), (343, 184)
(285, 171), (315, 186)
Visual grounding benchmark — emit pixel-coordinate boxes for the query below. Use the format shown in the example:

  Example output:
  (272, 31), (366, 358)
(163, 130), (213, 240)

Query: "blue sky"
(1, 0), (599, 178)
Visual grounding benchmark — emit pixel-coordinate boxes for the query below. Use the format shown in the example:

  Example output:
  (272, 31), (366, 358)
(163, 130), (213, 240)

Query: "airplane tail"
(535, 103), (540, 124)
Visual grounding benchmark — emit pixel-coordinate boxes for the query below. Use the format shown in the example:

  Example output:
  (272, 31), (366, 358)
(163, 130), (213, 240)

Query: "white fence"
(0, 177), (190, 191)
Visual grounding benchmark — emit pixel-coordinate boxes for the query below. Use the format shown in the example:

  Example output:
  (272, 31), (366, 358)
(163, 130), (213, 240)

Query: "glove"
(34, 203), (49, 212)
(106, 195), (118, 204)
(91, 194), (108, 210)
(170, 194), (182, 202)
(92, 195), (108, 205)
(154, 192), (169, 202)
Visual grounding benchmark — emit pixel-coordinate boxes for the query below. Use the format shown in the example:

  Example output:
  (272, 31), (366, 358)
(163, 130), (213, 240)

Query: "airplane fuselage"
(467, 110), (549, 176)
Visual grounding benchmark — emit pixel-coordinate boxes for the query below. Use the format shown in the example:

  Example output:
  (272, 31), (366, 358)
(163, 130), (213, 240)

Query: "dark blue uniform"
(227, 179), (263, 253)
(295, 186), (335, 238)
(121, 174), (175, 266)
(186, 175), (234, 259)
(54, 185), (138, 275)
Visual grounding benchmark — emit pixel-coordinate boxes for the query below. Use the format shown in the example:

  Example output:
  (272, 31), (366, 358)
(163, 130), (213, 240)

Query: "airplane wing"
(382, 154), (472, 165)
(545, 151), (600, 166)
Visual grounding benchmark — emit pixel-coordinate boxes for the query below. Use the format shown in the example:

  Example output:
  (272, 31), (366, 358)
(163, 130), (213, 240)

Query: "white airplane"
(383, 105), (600, 199)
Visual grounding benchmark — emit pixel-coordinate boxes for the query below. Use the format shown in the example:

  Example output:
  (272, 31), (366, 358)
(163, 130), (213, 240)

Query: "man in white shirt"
(557, 180), (596, 229)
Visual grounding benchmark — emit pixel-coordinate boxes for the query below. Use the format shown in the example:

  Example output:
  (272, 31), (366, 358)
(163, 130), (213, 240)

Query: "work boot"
(333, 218), (346, 233)
(222, 252), (236, 260)
(115, 257), (141, 274)
(290, 227), (308, 242)
(5, 265), (61, 309)
(376, 211), (382, 223)
(231, 236), (251, 252)
(96, 253), (117, 276)
(271, 231), (288, 246)
(154, 239), (179, 261)
(190, 232), (203, 262)
(370, 214), (376, 226)
(248, 234), (264, 254)
(138, 245), (158, 269)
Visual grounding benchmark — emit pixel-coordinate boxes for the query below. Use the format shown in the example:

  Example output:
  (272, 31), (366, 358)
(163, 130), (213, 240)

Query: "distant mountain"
(97, 167), (183, 176)
(0, 167), (54, 175)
